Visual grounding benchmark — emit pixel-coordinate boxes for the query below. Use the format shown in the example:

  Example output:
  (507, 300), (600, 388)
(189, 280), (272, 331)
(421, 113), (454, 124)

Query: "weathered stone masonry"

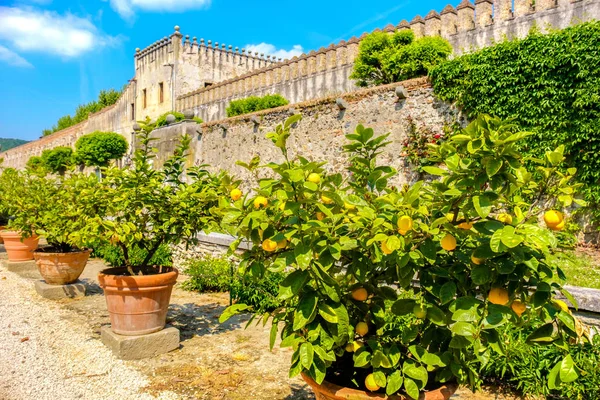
(1, 0), (599, 169)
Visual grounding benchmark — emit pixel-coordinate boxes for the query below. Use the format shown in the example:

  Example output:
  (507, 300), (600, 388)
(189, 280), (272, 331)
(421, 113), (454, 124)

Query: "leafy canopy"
(350, 30), (452, 87)
(220, 114), (590, 397)
(74, 131), (128, 167)
(226, 94), (289, 117)
(41, 146), (73, 175)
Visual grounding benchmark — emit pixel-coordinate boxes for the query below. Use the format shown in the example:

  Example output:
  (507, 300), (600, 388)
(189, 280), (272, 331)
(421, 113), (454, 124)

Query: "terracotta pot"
(33, 249), (91, 285)
(98, 267), (178, 336)
(0, 231), (39, 261)
(301, 373), (457, 400)
(0, 226), (6, 244)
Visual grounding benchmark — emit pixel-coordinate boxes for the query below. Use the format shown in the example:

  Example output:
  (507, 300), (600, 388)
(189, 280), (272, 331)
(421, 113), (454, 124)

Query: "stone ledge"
(560, 285), (600, 314)
(197, 232), (251, 250)
(101, 325), (180, 360)
(1, 259), (37, 273)
(34, 280), (86, 300)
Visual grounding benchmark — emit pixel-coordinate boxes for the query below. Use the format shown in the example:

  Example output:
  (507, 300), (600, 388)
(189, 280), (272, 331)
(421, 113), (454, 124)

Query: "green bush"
(25, 156), (47, 174)
(74, 131), (128, 167)
(41, 146), (73, 175)
(430, 22), (600, 223)
(226, 94), (289, 117)
(181, 255), (284, 311)
(350, 30), (452, 87)
(92, 242), (172, 267)
(152, 111), (203, 128)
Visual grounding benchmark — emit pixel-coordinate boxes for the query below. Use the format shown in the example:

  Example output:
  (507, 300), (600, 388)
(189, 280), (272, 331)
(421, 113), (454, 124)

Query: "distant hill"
(0, 138), (29, 152)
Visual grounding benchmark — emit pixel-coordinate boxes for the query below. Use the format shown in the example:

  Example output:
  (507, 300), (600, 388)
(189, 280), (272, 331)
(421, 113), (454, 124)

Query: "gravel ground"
(0, 263), (179, 400)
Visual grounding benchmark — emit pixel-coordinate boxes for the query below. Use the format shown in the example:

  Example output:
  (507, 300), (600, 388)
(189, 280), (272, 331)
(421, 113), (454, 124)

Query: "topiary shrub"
(74, 131), (128, 167)
(41, 146), (73, 175)
(350, 30), (452, 87)
(226, 94), (289, 117)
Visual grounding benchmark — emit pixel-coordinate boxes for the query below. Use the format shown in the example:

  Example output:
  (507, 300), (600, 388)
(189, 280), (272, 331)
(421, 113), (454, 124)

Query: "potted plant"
(220, 115), (590, 399)
(0, 168), (40, 261)
(91, 123), (228, 336)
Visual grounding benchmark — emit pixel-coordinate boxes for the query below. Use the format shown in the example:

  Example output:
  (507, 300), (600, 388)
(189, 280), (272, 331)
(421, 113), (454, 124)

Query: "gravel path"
(0, 264), (179, 400)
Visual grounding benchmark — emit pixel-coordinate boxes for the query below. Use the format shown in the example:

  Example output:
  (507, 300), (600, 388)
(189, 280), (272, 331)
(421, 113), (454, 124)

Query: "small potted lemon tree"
(220, 115), (590, 399)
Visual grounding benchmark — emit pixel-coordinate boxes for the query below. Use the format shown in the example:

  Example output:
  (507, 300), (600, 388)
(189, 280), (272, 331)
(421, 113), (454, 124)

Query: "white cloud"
(244, 43), (304, 61)
(109, 0), (211, 20)
(0, 44), (32, 68)
(0, 7), (119, 58)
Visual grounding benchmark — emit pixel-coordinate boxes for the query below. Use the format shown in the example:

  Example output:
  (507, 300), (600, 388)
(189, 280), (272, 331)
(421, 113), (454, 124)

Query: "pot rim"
(98, 267), (179, 288)
(33, 248), (91, 256)
(301, 373), (458, 399)
(0, 231), (39, 239)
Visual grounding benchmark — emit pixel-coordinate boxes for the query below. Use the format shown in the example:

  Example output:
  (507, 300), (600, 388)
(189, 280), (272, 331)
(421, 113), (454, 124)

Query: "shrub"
(181, 255), (232, 292)
(41, 146), (73, 175)
(430, 22), (600, 224)
(74, 131), (128, 167)
(350, 30), (452, 87)
(25, 156), (47, 174)
(226, 94), (289, 117)
(153, 111), (203, 128)
(220, 114), (590, 397)
(230, 272), (284, 312)
(92, 242), (172, 267)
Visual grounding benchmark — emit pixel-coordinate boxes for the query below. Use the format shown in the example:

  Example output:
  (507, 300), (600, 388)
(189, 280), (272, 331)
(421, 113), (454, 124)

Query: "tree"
(41, 146), (73, 175)
(74, 131), (128, 167)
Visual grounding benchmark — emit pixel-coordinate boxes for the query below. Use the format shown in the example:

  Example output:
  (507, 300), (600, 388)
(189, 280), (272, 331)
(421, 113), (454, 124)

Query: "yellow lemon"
(471, 254), (484, 265)
(458, 221), (473, 230)
(345, 343), (354, 352)
(230, 188), (242, 201)
(381, 241), (394, 255)
(398, 229), (408, 235)
(364, 374), (380, 392)
(511, 300), (527, 316)
(344, 202), (356, 211)
(544, 210), (564, 228)
(277, 239), (288, 249)
(413, 305), (427, 319)
(488, 288), (510, 305)
(321, 195), (334, 205)
(254, 196), (268, 209)
(441, 234), (457, 251)
(549, 219), (565, 231)
(261, 239), (277, 252)
(316, 212), (325, 221)
(345, 341), (363, 352)
(397, 215), (413, 232)
(355, 322), (369, 336)
(307, 173), (321, 184)
(497, 213), (513, 224)
(351, 288), (368, 302)
(554, 299), (570, 313)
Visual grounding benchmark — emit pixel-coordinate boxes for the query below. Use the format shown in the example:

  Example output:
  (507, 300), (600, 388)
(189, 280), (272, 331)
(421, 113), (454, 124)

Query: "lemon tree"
(220, 114), (590, 398)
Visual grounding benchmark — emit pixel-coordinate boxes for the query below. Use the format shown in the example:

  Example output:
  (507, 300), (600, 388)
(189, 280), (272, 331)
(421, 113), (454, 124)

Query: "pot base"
(34, 280), (86, 300)
(101, 325), (180, 360)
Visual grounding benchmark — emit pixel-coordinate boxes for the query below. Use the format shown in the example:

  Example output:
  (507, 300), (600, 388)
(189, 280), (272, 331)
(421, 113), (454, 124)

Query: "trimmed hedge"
(430, 22), (600, 222)
(226, 94), (289, 117)
(74, 131), (128, 167)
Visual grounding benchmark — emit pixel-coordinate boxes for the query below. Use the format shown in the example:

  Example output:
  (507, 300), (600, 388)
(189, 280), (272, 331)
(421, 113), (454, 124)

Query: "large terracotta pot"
(0, 231), (39, 261)
(0, 226), (6, 244)
(302, 373), (457, 400)
(33, 249), (91, 285)
(98, 267), (178, 336)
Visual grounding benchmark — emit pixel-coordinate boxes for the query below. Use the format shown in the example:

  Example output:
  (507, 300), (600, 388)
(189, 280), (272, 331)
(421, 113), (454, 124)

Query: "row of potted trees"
(0, 114), (591, 399)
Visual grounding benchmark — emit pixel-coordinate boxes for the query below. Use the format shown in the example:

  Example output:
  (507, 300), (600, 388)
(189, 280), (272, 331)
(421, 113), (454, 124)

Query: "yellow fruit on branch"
(441, 234), (457, 251)
(397, 215), (413, 232)
(381, 241), (394, 255)
(277, 239), (288, 249)
(471, 254), (484, 265)
(497, 213), (513, 224)
(321, 195), (334, 205)
(549, 219), (565, 231)
(413, 305), (427, 319)
(345, 341), (363, 352)
(316, 212), (325, 221)
(511, 300), (527, 316)
(261, 239), (277, 252)
(254, 196), (268, 209)
(488, 288), (510, 305)
(355, 322), (369, 336)
(544, 210), (564, 228)
(307, 173), (321, 184)
(458, 221), (473, 230)
(230, 188), (242, 201)
(364, 374), (380, 392)
(351, 288), (368, 301)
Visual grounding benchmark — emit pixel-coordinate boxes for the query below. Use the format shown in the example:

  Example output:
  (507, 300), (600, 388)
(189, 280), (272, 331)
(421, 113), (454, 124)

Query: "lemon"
(471, 254), (484, 265)
(230, 188), (242, 201)
(441, 234), (457, 251)
(307, 173), (321, 184)
(345, 341), (363, 352)
(511, 300), (527, 316)
(497, 213), (513, 224)
(488, 288), (510, 305)
(277, 239), (288, 249)
(254, 196), (268, 209)
(381, 241), (393, 255)
(316, 212), (325, 221)
(549, 219), (565, 231)
(458, 221), (473, 230)
(261, 239), (277, 252)
(397, 215), (413, 232)
(355, 322), (369, 336)
(413, 305), (427, 319)
(544, 210), (563, 228)
(364, 374), (380, 392)
(321, 195), (334, 205)
(351, 288), (368, 302)
(345, 343), (354, 352)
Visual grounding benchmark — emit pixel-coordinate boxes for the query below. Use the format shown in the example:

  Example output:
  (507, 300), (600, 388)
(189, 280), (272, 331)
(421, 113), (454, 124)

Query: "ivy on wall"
(430, 22), (600, 222)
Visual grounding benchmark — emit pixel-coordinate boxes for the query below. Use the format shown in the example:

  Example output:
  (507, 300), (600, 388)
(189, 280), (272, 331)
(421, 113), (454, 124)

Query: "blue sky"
(0, 0), (451, 141)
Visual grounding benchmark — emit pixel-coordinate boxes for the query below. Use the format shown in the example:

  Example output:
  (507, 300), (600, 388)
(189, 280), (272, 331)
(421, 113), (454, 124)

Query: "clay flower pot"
(0, 226), (6, 244)
(301, 373), (457, 400)
(0, 231), (39, 261)
(33, 249), (91, 285)
(98, 267), (178, 336)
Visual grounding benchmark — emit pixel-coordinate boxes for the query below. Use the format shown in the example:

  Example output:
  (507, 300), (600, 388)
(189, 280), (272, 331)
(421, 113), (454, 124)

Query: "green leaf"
(499, 226), (523, 248)
(278, 270), (309, 300)
(372, 350), (392, 368)
(548, 360), (562, 390)
(473, 195), (492, 219)
(484, 157), (503, 177)
(526, 323), (556, 343)
(373, 371), (387, 387)
(404, 377), (420, 400)
(422, 166), (447, 176)
(299, 342), (314, 369)
(219, 304), (250, 323)
(353, 348), (371, 367)
(559, 355), (578, 383)
(391, 299), (416, 315)
(386, 370), (403, 396)
(269, 322), (278, 351)
(451, 322), (476, 337)
(294, 243), (312, 269)
(293, 293), (318, 330)
(439, 282), (457, 304)
(318, 303), (338, 323)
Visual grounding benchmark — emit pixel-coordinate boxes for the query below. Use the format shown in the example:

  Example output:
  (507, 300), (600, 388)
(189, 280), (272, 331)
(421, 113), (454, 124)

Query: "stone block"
(2, 259), (37, 274)
(101, 325), (180, 360)
(34, 280), (86, 300)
